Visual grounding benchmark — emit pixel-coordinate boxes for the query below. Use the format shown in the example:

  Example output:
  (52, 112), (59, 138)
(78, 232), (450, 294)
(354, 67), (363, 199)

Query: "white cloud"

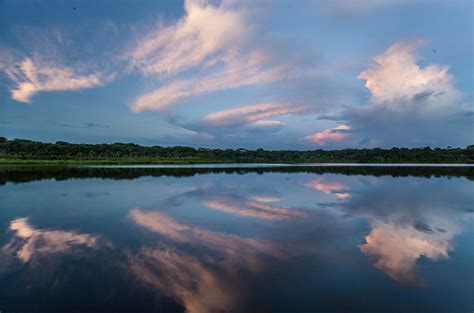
(204, 102), (307, 126)
(333, 39), (472, 147)
(129, 0), (249, 76)
(3, 57), (109, 103)
(128, 0), (292, 112)
(358, 39), (461, 109)
(131, 53), (288, 112)
(359, 221), (455, 284)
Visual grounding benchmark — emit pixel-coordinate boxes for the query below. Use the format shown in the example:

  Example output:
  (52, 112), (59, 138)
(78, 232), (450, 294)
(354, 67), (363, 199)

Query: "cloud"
(130, 54), (287, 112)
(129, 208), (281, 258)
(204, 102), (307, 126)
(339, 176), (473, 284)
(3, 217), (103, 262)
(2, 57), (110, 103)
(304, 124), (351, 145)
(305, 178), (351, 199)
(335, 39), (473, 147)
(128, 207), (287, 313)
(129, 248), (244, 313)
(358, 39), (460, 108)
(129, 0), (249, 77)
(359, 221), (453, 284)
(128, 0), (293, 112)
(203, 196), (307, 221)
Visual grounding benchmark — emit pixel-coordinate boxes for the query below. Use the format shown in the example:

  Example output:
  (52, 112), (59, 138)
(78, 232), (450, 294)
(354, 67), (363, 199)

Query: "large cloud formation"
(316, 39), (473, 148)
(129, 0), (289, 112)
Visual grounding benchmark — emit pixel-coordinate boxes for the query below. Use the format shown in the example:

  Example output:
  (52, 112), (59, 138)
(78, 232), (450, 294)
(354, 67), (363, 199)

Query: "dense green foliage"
(1, 137), (473, 164)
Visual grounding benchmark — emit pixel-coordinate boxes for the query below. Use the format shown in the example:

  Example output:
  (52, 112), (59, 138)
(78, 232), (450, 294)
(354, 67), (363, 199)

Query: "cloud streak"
(2, 58), (109, 103)
(203, 196), (307, 221)
(204, 102), (307, 126)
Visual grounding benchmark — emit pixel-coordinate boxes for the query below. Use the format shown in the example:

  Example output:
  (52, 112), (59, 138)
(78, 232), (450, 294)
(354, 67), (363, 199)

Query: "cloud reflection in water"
(4, 217), (104, 262)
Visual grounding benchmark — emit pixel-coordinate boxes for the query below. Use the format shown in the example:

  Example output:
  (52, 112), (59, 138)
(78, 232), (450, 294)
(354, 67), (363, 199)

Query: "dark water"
(0, 166), (473, 313)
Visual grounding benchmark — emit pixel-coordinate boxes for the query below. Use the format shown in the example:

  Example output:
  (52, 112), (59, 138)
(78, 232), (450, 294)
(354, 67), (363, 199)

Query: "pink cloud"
(5, 217), (104, 262)
(3, 58), (108, 103)
(203, 196), (306, 221)
(130, 58), (288, 112)
(204, 102), (307, 126)
(304, 124), (351, 145)
(358, 39), (459, 107)
(305, 178), (351, 199)
(359, 221), (454, 284)
(129, 0), (249, 77)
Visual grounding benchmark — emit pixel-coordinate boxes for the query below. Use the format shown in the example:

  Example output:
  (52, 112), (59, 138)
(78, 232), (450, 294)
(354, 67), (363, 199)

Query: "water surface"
(0, 166), (473, 313)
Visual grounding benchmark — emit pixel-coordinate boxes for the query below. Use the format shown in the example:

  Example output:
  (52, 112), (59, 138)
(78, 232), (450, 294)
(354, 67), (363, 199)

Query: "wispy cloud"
(128, 0), (293, 112)
(129, 0), (249, 77)
(203, 196), (306, 221)
(2, 57), (110, 103)
(129, 208), (281, 258)
(204, 102), (307, 126)
(130, 54), (288, 112)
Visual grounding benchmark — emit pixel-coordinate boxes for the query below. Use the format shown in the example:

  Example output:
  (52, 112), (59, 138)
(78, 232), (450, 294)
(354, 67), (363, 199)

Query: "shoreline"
(1, 159), (473, 167)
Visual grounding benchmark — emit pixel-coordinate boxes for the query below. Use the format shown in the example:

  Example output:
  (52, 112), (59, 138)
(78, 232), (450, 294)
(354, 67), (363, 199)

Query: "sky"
(0, 0), (472, 149)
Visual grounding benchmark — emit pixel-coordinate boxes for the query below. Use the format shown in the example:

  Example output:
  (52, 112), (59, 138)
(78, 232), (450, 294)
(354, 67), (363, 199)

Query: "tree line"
(1, 137), (473, 163)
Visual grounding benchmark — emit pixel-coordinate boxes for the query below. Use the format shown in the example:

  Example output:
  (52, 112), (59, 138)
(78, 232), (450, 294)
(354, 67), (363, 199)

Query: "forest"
(1, 137), (473, 164)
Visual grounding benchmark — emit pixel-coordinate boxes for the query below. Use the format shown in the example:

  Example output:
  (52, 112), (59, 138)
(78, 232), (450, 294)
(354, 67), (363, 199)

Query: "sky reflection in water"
(0, 168), (473, 313)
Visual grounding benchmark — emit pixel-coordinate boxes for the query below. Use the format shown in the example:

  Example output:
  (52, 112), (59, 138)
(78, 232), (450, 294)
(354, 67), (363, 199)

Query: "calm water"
(0, 166), (473, 313)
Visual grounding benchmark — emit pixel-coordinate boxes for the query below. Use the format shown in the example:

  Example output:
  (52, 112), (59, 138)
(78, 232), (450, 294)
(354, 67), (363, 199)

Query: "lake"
(0, 165), (473, 313)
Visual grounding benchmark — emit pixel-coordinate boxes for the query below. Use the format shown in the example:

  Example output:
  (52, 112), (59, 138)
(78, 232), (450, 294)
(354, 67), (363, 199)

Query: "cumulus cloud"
(339, 176), (473, 285)
(2, 57), (109, 103)
(335, 39), (473, 147)
(358, 39), (460, 108)
(304, 124), (351, 146)
(359, 221), (454, 284)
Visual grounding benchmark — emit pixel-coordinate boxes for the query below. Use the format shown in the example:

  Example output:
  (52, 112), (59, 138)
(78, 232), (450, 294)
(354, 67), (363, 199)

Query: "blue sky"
(0, 0), (472, 149)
